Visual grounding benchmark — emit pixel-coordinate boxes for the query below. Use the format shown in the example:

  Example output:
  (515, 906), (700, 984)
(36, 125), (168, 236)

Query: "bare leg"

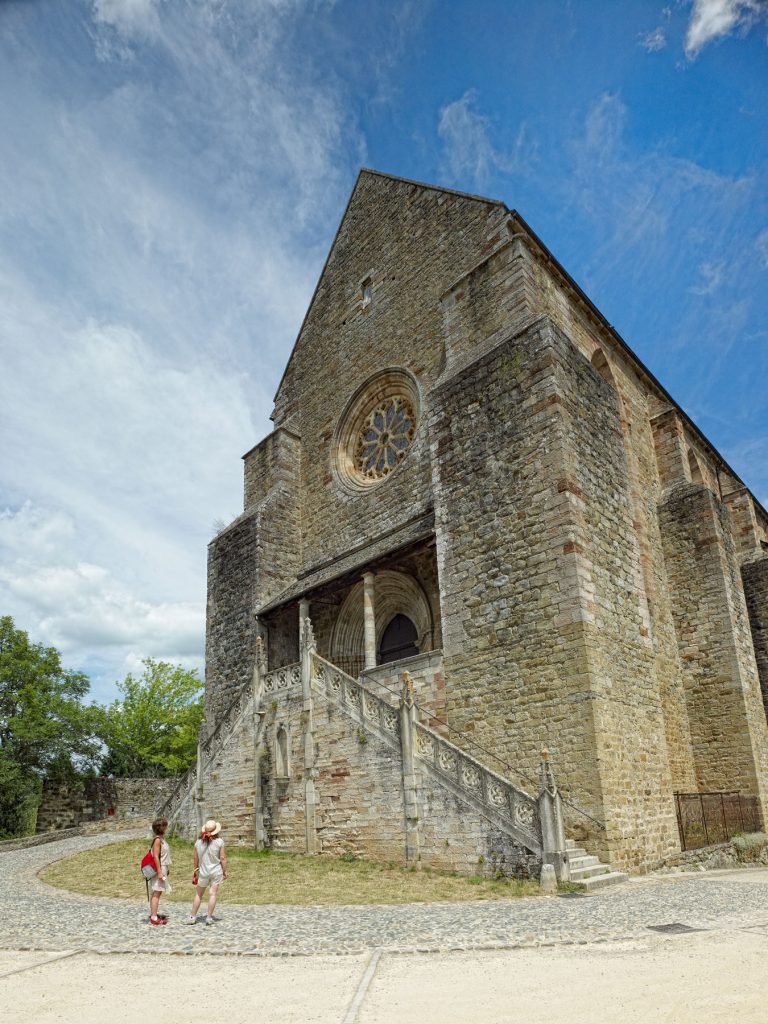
(149, 890), (161, 919)
(206, 883), (220, 919)
(191, 885), (206, 917)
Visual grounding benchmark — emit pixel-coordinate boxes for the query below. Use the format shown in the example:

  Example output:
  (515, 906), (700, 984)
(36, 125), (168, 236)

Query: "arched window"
(378, 614), (419, 665)
(276, 725), (290, 780)
(687, 448), (703, 484)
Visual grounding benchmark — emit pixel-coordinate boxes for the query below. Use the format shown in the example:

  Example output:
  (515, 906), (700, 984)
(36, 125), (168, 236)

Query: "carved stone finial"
(401, 671), (415, 708)
(539, 746), (556, 796)
(301, 615), (316, 653)
(255, 635), (267, 673)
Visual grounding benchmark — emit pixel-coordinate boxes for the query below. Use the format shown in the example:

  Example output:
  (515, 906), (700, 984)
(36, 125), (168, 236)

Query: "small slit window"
(361, 277), (372, 307)
(276, 725), (290, 780)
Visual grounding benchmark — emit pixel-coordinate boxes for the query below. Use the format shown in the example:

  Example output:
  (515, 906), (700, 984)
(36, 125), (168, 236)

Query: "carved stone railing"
(311, 653), (542, 855)
(311, 655), (400, 739)
(158, 660), (300, 824)
(413, 722), (541, 851)
(159, 763), (197, 824)
(262, 663), (302, 696)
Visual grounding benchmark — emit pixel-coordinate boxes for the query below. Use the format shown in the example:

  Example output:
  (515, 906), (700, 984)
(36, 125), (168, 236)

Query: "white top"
(195, 836), (224, 877)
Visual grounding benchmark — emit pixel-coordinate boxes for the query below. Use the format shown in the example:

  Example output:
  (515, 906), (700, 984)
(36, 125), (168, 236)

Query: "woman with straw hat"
(188, 819), (228, 926)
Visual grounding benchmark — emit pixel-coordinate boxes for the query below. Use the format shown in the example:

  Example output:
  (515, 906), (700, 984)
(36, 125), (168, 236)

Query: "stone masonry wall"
(742, 555), (768, 718)
(206, 429), (302, 724)
(363, 650), (446, 730)
(658, 485), (768, 818)
(526, 247), (697, 796)
(271, 172), (508, 584)
(430, 315), (679, 871)
(172, 701), (264, 844)
(36, 777), (176, 833)
(264, 685), (540, 877)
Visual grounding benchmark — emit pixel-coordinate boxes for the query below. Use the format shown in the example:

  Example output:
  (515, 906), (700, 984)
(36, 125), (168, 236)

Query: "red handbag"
(140, 845), (158, 880)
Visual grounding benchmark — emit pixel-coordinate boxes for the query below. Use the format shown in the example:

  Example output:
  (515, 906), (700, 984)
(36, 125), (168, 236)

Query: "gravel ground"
(3, 831), (768, 956)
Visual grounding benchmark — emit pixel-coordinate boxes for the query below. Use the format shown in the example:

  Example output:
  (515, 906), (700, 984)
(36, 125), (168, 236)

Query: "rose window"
(333, 368), (420, 491)
(355, 397), (416, 480)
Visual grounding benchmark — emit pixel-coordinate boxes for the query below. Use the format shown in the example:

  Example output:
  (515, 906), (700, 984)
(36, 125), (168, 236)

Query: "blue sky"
(1, 0), (766, 702)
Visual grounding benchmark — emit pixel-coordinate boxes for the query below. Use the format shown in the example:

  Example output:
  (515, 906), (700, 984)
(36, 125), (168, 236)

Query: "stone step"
(568, 854), (599, 870)
(567, 846), (588, 860)
(570, 862), (610, 880)
(577, 870), (629, 892)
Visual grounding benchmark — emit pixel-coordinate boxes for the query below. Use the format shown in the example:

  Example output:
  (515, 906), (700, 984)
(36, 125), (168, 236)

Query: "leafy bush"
(731, 832), (767, 862)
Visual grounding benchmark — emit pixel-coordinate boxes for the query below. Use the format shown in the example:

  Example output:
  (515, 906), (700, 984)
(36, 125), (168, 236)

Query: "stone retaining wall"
(36, 778), (177, 833)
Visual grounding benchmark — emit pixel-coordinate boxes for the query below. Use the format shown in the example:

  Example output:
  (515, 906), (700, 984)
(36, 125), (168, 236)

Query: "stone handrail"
(158, 661), (301, 823)
(311, 653), (542, 854)
(311, 655), (401, 739)
(412, 722), (540, 847)
(262, 662), (302, 696)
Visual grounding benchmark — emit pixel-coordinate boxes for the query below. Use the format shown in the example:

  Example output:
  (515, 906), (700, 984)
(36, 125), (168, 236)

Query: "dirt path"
(3, 926), (768, 1024)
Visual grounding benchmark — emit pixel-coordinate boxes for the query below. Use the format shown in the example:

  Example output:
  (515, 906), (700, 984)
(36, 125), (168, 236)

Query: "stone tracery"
(355, 395), (416, 480)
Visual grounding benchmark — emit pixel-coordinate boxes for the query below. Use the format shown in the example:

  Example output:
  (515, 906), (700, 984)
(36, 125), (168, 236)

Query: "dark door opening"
(378, 614), (419, 665)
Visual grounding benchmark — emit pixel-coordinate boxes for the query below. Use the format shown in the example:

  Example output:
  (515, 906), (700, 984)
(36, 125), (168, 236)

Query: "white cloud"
(438, 89), (533, 189)
(689, 260), (726, 294)
(755, 227), (768, 268)
(639, 27), (668, 51)
(685, 0), (768, 57)
(92, 0), (160, 35)
(582, 93), (626, 163)
(0, 503), (204, 699)
(0, 0), (370, 699)
(565, 92), (753, 287)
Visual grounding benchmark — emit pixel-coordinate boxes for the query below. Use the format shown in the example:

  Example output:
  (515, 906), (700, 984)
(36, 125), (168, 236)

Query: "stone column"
(252, 634), (267, 701)
(399, 672), (420, 868)
(300, 615), (318, 854)
(538, 749), (569, 883)
(194, 737), (204, 835)
(252, 634), (267, 850)
(363, 572), (376, 670)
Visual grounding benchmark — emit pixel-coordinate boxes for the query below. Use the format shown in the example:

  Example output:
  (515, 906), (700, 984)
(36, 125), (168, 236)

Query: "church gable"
(272, 169), (507, 428)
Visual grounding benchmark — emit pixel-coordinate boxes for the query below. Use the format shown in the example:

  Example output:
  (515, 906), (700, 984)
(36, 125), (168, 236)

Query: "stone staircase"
(159, 634), (630, 890)
(566, 838), (628, 891)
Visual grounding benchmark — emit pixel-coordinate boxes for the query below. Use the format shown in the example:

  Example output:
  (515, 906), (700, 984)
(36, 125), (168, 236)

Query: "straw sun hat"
(202, 819), (222, 836)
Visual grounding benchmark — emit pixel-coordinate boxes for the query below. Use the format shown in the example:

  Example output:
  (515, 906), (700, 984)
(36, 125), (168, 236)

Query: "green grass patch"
(39, 837), (541, 905)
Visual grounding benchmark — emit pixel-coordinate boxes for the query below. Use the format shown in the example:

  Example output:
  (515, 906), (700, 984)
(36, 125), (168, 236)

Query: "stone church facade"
(164, 170), (768, 878)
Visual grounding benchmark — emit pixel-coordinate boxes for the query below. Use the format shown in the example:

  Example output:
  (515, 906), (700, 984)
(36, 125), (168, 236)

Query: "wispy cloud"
(639, 27), (668, 51)
(685, 0), (768, 58)
(438, 89), (533, 189)
(689, 259), (726, 294)
(755, 227), (768, 268)
(0, 0), (366, 695)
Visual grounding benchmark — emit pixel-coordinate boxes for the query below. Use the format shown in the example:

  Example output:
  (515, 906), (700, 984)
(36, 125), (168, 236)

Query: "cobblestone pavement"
(3, 832), (768, 956)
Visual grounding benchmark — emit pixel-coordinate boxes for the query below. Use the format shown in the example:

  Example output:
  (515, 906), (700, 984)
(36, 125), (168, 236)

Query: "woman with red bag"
(147, 817), (172, 925)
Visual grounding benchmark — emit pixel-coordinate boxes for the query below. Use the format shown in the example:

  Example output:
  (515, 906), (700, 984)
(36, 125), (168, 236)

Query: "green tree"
(99, 658), (204, 778)
(0, 616), (100, 838)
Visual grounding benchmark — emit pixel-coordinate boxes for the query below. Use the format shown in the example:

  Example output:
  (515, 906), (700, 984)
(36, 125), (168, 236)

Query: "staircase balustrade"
(311, 653), (542, 854)
(158, 661), (300, 823)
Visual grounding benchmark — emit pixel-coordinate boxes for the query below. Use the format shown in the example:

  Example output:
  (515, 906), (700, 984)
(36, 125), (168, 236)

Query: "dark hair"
(152, 817), (168, 836)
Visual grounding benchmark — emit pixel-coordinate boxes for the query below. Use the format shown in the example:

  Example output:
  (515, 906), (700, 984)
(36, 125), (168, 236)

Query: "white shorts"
(197, 873), (223, 889)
